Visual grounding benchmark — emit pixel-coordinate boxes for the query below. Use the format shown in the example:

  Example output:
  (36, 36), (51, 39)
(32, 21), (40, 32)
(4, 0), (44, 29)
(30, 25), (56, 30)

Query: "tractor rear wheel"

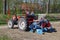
(18, 18), (27, 31)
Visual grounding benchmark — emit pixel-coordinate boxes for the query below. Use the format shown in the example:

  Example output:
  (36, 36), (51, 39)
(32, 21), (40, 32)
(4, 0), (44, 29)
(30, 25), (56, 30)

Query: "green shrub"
(0, 14), (12, 25)
(46, 15), (59, 21)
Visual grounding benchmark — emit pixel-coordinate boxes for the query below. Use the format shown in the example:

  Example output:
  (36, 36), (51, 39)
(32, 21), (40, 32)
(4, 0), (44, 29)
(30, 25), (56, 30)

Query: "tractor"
(8, 13), (53, 33)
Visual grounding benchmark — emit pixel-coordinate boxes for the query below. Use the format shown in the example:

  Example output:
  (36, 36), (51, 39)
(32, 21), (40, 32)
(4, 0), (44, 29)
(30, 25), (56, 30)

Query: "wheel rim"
(8, 21), (12, 28)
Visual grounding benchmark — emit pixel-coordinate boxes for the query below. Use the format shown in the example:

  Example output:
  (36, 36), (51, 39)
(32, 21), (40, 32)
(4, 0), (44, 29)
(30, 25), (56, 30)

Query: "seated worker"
(26, 10), (36, 20)
(12, 14), (17, 20)
(22, 10), (26, 18)
(25, 9), (30, 16)
(30, 10), (36, 19)
(29, 20), (41, 33)
(12, 14), (18, 24)
(39, 16), (51, 27)
(30, 10), (35, 15)
(39, 16), (52, 32)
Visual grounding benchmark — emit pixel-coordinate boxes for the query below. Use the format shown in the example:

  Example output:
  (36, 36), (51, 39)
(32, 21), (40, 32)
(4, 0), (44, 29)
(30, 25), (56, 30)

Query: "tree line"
(0, 0), (60, 14)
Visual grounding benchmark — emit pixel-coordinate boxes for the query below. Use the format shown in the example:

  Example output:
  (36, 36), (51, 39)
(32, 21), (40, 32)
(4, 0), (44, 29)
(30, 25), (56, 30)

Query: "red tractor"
(8, 14), (36, 31)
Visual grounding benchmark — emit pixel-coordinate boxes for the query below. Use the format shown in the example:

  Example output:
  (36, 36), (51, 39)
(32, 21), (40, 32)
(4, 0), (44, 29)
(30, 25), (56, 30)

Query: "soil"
(0, 22), (60, 40)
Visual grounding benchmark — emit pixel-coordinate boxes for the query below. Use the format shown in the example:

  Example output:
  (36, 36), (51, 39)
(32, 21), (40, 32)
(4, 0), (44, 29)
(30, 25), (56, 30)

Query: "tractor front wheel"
(8, 20), (14, 29)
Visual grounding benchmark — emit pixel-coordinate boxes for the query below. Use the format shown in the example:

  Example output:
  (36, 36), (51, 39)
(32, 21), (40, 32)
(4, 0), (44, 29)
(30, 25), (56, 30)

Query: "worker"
(22, 9), (26, 18)
(12, 14), (18, 24)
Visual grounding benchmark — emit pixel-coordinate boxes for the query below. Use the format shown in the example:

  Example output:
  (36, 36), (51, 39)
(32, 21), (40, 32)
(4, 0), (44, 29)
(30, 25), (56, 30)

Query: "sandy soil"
(0, 22), (60, 40)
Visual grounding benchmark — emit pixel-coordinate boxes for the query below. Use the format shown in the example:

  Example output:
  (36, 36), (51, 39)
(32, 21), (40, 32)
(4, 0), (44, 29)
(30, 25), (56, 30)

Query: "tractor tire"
(18, 18), (27, 31)
(8, 20), (14, 29)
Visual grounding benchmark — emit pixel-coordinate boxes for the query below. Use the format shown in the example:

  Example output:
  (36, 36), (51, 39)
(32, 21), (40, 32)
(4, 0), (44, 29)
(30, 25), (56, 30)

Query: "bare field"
(0, 22), (60, 40)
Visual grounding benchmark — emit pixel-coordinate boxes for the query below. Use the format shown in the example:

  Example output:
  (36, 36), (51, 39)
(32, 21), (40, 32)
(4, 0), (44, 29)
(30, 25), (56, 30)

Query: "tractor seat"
(27, 18), (34, 25)
(28, 18), (33, 22)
